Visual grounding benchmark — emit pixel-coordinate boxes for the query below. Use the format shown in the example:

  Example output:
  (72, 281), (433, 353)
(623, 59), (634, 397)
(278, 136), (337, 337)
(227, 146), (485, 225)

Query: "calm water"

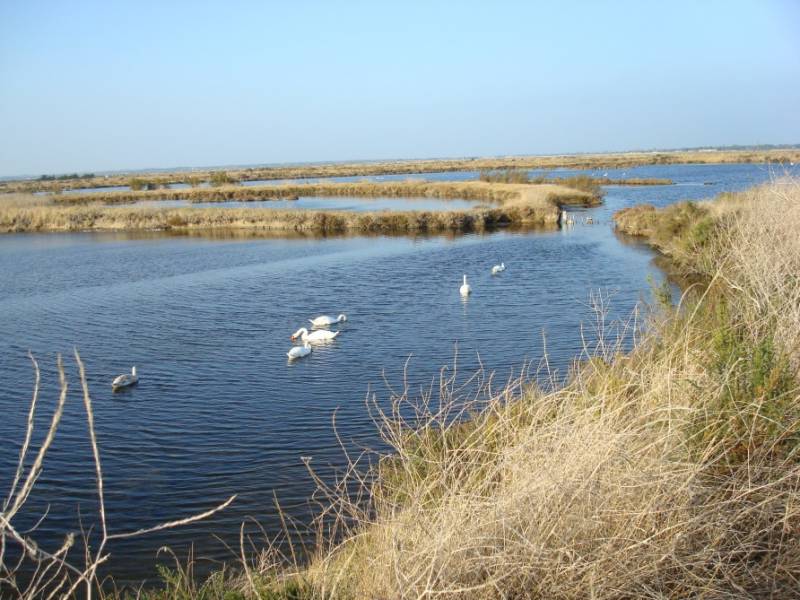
(1, 163), (796, 586)
(125, 195), (483, 212)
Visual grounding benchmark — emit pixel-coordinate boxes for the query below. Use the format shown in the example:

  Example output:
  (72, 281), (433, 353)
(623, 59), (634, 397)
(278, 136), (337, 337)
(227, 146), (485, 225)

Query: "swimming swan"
(112, 366), (138, 391)
(290, 327), (340, 343)
(459, 274), (471, 297)
(491, 262), (505, 274)
(309, 313), (347, 327)
(287, 341), (312, 359)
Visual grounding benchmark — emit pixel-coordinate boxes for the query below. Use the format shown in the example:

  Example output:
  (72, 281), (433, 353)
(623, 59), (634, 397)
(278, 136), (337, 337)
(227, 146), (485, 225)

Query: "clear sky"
(1, 0), (798, 176)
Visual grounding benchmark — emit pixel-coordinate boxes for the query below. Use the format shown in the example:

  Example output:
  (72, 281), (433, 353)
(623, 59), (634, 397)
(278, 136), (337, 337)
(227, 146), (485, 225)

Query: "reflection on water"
(1, 163), (797, 586)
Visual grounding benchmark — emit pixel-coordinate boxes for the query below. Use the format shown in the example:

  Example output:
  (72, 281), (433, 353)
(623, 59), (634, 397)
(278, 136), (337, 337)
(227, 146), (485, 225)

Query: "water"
(0, 163), (795, 587)
(125, 196), (484, 212)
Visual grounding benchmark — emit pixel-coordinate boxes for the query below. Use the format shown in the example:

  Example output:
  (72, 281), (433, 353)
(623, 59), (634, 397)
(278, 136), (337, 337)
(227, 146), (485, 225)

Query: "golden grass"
(263, 179), (798, 599)
(2, 148), (796, 193)
(0, 182), (596, 235)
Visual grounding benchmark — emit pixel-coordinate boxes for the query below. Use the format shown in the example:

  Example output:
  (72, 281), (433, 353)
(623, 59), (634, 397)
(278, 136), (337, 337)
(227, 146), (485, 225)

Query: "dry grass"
(2, 148), (796, 194)
(257, 179), (798, 599)
(0, 182), (596, 235)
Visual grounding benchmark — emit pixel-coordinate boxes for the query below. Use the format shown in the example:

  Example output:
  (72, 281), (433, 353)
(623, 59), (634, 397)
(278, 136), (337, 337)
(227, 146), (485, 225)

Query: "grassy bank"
(250, 179), (796, 598)
(0, 182), (596, 235)
(2, 147), (797, 193)
(4, 181), (799, 598)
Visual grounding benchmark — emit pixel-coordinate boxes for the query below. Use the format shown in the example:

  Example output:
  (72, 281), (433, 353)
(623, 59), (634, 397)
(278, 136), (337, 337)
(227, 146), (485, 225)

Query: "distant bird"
(290, 327), (340, 343)
(491, 262), (505, 275)
(309, 313), (347, 327)
(287, 342), (312, 360)
(561, 209), (574, 226)
(112, 366), (138, 391)
(460, 274), (471, 297)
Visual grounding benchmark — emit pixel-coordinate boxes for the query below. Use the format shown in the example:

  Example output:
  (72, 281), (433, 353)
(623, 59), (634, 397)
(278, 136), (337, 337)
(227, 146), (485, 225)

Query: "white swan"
(287, 341), (312, 359)
(309, 313), (347, 327)
(492, 263), (506, 275)
(459, 274), (471, 297)
(491, 262), (505, 275)
(290, 327), (340, 343)
(112, 366), (138, 391)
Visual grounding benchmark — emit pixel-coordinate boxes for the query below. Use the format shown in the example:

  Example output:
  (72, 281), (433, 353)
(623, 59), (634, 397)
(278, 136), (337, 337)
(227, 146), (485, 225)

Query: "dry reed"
(0, 182), (596, 235)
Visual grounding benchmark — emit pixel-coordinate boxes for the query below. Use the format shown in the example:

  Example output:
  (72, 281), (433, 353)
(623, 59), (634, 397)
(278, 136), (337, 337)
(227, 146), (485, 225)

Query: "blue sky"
(1, 0), (798, 176)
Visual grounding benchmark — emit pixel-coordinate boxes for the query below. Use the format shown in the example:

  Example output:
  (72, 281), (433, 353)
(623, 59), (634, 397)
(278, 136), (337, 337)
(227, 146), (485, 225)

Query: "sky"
(0, 0), (798, 176)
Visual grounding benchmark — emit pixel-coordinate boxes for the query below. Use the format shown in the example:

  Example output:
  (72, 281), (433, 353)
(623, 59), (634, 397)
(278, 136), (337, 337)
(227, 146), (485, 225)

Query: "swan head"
(290, 327), (308, 340)
(337, 314), (347, 323)
(132, 366), (137, 376)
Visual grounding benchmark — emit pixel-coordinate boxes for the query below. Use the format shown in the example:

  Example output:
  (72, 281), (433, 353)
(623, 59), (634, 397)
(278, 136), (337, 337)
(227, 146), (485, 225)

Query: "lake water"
(125, 196), (483, 212)
(1, 163), (797, 587)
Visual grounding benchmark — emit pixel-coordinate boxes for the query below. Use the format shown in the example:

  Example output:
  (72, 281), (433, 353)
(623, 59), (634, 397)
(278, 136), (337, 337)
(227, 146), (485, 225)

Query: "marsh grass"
(0, 182), (595, 234)
(3, 148), (795, 194)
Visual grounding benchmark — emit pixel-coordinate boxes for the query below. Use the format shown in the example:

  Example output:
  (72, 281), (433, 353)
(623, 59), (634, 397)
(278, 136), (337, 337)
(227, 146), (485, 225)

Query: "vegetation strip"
(0, 181), (598, 234)
(2, 147), (796, 193)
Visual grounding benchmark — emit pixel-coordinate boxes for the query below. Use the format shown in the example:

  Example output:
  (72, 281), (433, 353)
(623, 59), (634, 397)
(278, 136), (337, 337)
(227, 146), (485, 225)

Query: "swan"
(459, 274), (471, 297)
(290, 327), (340, 343)
(112, 366), (138, 391)
(309, 313), (347, 327)
(491, 262), (505, 275)
(287, 341), (312, 359)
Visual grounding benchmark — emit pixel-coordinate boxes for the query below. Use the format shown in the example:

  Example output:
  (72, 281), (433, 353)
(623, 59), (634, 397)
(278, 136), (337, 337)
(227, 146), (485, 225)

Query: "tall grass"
(266, 179), (798, 598)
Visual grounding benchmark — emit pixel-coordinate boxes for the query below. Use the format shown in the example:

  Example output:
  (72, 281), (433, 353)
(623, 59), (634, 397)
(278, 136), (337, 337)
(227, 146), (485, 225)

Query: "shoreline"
(2, 148), (796, 193)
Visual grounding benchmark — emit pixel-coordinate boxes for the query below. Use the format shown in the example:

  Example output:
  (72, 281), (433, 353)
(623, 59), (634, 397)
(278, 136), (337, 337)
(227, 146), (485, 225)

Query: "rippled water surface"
(1, 163), (797, 585)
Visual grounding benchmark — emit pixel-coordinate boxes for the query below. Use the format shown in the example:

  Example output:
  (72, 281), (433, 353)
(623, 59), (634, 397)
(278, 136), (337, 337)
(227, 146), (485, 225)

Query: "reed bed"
(46, 180), (594, 207)
(2, 148), (796, 193)
(0, 182), (595, 235)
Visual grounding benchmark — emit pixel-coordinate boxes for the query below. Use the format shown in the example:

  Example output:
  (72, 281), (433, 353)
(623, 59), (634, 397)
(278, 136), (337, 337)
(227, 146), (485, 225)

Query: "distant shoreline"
(1, 148), (797, 194)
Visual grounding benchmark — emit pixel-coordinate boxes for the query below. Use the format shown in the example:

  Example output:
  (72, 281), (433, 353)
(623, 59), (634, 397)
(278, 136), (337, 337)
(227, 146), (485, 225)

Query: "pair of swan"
(112, 366), (138, 391)
(461, 261), (509, 296)
(287, 313), (347, 360)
